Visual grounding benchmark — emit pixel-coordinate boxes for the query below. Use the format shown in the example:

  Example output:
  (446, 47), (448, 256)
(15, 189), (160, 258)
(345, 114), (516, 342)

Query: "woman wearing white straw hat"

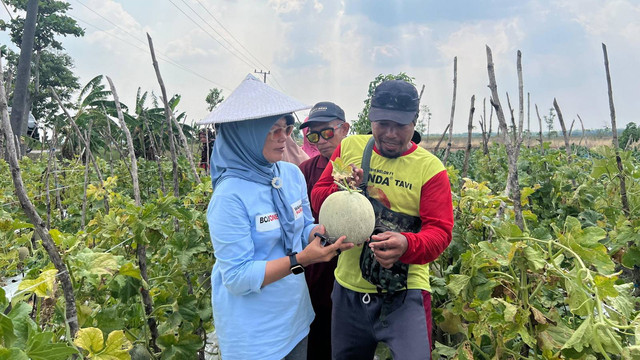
(200, 74), (353, 360)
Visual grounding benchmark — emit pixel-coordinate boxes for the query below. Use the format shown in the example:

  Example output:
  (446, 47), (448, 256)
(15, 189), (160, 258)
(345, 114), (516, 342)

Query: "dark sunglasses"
(306, 123), (343, 143)
(372, 91), (419, 111)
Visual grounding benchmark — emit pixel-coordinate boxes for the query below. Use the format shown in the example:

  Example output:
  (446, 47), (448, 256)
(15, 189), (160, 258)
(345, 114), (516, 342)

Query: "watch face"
(291, 264), (305, 275)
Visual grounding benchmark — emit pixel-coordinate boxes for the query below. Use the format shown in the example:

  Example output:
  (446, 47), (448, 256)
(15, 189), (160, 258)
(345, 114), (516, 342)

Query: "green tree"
(416, 104), (431, 138)
(352, 73), (415, 135)
(1, 0), (84, 127)
(619, 122), (640, 148)
(543, 107), (556, 139)
(205, 88), (224, 112)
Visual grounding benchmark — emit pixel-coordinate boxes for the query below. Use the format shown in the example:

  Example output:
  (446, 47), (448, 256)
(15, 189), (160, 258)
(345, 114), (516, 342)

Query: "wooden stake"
(479, 97), (489, 156)
(527, 92), (531, 147)
(107, 76), (160, 353)
(462, 95), (475, 178)
(443, 57), (457, 165)
(577, 114), (586, 147)
(602, 43), (629, 216)
(434, 124), (450, 155)
(81, 122), (92, 230)
(568, 119), (575, 139)
(486, 46), (524, 230)
(147, 33), (200, 186)
(553, 99), (572, 158)
(147, 34), (180, 198)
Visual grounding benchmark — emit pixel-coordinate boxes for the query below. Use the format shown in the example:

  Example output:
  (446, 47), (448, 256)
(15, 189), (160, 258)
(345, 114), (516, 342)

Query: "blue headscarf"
(210, 114), (297, 254)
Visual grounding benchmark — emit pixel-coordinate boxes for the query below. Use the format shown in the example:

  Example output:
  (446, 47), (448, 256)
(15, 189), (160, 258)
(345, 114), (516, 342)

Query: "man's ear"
(342, 122), (350, 133)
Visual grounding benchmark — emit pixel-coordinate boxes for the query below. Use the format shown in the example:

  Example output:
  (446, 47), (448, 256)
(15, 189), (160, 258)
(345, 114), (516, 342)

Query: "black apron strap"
(359, 137), (376, 196)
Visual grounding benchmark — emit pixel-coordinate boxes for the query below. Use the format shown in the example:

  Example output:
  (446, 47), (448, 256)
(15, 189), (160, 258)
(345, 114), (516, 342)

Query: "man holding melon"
(311, 80), (454, 360)
(298, 101), (350, 360)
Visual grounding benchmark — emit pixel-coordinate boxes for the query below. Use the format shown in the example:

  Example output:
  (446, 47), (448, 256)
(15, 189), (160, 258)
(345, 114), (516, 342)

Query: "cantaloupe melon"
(318, 190), (375, 245)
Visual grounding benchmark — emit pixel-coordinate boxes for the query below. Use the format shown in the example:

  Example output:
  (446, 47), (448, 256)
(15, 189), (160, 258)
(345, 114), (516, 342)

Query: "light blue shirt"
(208, 161), (316, 360)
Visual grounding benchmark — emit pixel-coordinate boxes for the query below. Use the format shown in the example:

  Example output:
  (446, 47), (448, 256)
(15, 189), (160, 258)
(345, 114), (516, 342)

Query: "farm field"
(2, 136), (640, 359)
(2, 1), (640, 358)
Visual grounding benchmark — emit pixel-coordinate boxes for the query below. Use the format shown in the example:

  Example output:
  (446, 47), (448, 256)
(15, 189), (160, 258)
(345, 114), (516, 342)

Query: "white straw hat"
(197, 74), (310, 125)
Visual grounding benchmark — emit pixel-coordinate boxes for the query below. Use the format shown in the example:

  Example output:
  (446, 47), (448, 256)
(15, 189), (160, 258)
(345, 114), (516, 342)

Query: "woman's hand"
(298, 232), (354, 267)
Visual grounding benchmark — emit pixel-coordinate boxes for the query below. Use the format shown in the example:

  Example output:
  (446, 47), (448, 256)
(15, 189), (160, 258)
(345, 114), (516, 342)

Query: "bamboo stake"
(0, 58), (79, 337)
(107, 76), (160, 353)
(146, 34), (180, 197)
(443, 57), (457, 165)
(486, 46), (524, 230)
(602, 43), (629, 216)
(462, 95), (475, 178)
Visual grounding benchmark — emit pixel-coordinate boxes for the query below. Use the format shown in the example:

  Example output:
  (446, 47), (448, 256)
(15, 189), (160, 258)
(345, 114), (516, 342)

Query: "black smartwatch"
(288, 252), (304, 275)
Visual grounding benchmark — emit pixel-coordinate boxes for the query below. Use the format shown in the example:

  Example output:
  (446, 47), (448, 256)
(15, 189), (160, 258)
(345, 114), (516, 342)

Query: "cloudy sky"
(2, 0), (639, 134)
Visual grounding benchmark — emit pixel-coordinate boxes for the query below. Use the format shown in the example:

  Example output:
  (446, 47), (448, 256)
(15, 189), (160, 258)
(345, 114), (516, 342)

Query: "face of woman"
(262, 117), (292, 163)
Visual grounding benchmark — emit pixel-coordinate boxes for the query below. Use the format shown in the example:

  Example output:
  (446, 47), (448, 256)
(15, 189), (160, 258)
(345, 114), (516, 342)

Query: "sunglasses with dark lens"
(306, 123), (343, 143)
(268, 124), (294, 140)
(372, 91), (419, 111)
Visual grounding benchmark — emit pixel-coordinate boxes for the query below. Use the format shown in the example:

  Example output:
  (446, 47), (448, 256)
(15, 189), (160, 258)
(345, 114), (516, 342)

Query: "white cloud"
(371, 45), (400, 61)
(561, 0), (640, 41)
(79, 0), (145, 50)
(268, 0), (305, 14)
(437, 18), (524, 62)
(164, 28), (215, 59)
(3, 0), (638, 131)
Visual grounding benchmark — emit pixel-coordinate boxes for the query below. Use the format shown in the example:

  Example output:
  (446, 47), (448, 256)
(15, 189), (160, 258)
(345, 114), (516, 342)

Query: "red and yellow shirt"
(311, 135), (453, 292)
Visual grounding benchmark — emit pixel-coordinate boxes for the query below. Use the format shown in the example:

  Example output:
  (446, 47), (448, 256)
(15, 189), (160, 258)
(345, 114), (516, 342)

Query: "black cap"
(369, 80), (419, 124)
(299, 101), (345, 129)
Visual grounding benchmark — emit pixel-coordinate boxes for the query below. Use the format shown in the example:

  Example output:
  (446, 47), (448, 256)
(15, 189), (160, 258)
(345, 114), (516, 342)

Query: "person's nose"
(384, 126), (399, 138)
(276, 132), (288, 142)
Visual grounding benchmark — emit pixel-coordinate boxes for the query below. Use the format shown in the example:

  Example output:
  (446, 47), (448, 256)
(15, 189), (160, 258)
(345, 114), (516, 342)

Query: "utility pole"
(254, 69), (270, 83)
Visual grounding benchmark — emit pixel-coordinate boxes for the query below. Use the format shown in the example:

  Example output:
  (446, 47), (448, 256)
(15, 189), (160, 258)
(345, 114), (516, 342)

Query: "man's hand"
(347, 164), (364, 188)
(368, 231), (408, 269)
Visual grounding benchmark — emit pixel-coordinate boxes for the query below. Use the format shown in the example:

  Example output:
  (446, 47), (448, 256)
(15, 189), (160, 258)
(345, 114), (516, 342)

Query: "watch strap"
(288, 252), (304, 274)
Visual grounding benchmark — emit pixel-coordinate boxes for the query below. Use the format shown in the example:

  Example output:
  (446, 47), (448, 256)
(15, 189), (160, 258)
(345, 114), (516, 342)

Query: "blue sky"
(1, 0), (639, 134)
